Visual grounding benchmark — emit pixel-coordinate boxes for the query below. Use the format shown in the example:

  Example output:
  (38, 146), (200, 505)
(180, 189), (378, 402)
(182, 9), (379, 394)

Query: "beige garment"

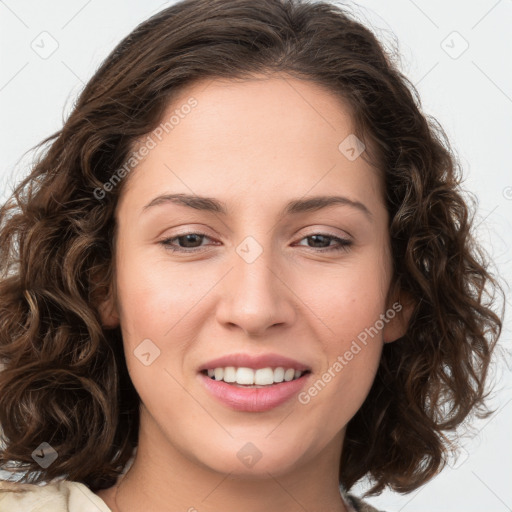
(0, 479), (112, 512)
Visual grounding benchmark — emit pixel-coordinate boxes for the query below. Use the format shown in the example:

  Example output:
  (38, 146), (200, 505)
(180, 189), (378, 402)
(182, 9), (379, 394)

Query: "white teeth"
(284, 368), (295, 381)
(236, 367), (254, 385)
(273, 367), (284, 382)
(254, 368), (274, 385)
(204, 366), (307, 385)
(223, 366), (236, 383)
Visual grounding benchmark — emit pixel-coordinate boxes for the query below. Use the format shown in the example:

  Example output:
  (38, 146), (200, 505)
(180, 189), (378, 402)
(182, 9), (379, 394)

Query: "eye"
(159, 232), (214, 253)
(158, 232), (352, 254)
(294, 233), (353, 253)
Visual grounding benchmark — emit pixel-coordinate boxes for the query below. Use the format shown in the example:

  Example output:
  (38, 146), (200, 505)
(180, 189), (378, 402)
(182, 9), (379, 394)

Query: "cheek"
(302, 317), (383, 435)
(301, 251), (388, 413)
(114, 258), (194, 418)
(310, 254), (390, 344)
(114, 249), (210, 341)
(113, 250), (219, 398)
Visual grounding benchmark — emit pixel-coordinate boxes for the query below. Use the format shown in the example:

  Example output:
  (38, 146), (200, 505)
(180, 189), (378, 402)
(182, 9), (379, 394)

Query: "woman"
(0, 0), (504, 511)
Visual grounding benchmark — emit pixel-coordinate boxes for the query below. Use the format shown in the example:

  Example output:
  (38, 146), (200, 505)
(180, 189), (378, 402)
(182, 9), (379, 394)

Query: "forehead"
(120, 74), (384, 216)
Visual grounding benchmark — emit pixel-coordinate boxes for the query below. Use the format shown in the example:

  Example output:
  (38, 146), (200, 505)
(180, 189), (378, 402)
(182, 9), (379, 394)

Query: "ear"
(98, 290), (120, 329)
(382, 289), (415, 344)
(92, 271), (120, 329)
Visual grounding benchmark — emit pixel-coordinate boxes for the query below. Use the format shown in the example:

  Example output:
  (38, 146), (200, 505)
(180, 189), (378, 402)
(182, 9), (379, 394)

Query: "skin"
(96, 74), (412, 512)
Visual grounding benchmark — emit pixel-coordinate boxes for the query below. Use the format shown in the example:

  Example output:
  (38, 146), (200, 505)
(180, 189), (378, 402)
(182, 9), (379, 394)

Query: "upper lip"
(198, 353), (312, 372)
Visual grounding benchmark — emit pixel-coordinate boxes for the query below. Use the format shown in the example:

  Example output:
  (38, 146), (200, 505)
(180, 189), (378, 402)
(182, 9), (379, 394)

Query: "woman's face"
(100, 75), (408, 478)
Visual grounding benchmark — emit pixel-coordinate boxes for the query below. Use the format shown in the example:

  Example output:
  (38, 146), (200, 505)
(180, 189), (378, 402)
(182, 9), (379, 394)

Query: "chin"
(194, 442), (304, 478)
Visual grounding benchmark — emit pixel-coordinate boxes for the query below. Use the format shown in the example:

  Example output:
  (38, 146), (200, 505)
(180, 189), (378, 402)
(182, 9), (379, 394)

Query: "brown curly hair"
(0, 0), (505, 498)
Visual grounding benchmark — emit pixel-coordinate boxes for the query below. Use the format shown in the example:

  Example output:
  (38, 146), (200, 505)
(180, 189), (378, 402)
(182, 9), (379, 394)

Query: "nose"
(215, 246), (297, 337)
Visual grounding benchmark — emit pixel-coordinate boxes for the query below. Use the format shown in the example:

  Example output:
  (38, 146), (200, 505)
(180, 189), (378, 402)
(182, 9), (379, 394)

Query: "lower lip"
(198, 372), (311, 412)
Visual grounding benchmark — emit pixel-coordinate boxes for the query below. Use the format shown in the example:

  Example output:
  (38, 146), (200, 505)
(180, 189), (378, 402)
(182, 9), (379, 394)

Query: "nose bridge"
(235, 236), (276, 294)
(216, 234), (294, 335)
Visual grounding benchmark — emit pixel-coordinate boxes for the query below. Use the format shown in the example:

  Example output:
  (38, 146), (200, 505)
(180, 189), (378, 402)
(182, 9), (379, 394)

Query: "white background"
(0, 1), (511, 511)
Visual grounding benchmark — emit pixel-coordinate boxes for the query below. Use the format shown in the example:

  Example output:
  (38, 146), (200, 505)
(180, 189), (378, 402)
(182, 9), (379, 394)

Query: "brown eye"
(296, 233), (353, 253)
(159, 232), (213, 252)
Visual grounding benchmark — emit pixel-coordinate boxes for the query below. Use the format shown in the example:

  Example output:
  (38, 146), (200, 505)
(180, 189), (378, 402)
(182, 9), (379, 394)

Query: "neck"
(109, 412), (349, 512)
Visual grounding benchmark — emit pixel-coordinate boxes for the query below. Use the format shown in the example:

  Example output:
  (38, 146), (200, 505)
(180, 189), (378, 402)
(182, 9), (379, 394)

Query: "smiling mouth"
(200, 370), (311, 388)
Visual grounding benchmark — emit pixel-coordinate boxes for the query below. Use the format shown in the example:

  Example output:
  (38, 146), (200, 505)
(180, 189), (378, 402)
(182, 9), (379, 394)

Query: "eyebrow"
(142, 193), (373, 222)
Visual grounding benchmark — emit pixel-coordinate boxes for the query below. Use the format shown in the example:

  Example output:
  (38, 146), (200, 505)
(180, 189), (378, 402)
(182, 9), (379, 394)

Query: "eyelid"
(158, 229), (353, 254)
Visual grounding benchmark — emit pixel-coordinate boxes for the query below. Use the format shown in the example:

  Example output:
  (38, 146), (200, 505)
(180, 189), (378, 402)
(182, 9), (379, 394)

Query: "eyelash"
(158, 232), (353, 254)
